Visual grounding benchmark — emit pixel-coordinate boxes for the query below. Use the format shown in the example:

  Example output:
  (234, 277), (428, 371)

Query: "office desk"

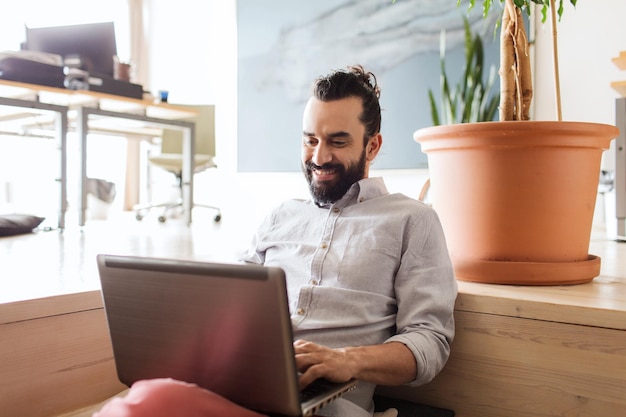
(0, 79), (198, 227)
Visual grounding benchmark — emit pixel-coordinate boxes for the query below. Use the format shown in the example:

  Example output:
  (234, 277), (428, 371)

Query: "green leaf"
(428, 15), (500, 126)
(428, 90), (441, 126)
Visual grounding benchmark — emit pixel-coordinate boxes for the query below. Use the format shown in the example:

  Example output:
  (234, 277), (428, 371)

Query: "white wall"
(533, 0), (626, 171)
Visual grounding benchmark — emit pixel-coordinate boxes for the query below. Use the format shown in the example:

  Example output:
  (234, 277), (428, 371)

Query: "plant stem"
(550, 0), (563, 121)
(499, 0), (532, 121)
(499, 1), (516, 121)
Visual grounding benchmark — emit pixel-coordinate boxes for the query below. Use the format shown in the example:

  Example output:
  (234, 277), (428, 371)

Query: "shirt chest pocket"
(333, 234), (400, 295)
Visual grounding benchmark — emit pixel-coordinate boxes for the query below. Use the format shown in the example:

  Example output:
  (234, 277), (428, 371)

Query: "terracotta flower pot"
(415, 121), (619, 285)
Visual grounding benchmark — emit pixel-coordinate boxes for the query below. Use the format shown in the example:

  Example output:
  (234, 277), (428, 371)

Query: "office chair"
(135, 105), (222, 223)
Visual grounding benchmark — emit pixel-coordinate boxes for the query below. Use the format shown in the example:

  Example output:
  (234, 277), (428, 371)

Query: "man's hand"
(294, 339), (354, 389)
(293, 339), (417, 390)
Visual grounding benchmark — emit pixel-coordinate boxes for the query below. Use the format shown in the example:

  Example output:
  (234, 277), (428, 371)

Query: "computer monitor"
(24, 21), (117, 78)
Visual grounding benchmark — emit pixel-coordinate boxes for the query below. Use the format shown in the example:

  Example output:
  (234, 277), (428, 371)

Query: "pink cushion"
(93, 378), (267, 417)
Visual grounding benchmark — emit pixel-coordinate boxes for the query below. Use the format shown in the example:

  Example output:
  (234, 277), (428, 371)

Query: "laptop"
(97, 254), (357, 417)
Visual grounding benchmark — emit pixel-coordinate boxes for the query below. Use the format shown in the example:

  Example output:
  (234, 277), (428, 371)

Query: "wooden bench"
(377, 278), (626, 416)
(1, 291), (125, 417)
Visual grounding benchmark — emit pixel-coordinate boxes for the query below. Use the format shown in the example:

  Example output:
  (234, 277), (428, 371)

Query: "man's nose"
(312, 143), (332, 166)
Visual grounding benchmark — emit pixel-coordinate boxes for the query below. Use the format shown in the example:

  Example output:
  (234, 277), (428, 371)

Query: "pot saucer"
(453, 255), (601, 286)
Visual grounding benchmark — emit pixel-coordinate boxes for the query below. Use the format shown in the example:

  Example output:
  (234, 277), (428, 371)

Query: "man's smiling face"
(301, 96), (370, 205)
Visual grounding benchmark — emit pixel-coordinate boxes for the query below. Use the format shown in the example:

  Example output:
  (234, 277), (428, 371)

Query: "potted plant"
(414, 0), (620, 285)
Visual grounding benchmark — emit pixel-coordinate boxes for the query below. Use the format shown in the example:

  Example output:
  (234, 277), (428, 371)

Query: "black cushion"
(373, 395), (455, 417)
(0, 214), (45, 237)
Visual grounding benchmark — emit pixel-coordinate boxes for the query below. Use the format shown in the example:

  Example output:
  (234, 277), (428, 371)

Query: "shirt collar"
(312, 177), (388, 209)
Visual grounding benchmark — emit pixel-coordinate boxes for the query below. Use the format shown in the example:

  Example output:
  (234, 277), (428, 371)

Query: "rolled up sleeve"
(385, 208), (457, 386)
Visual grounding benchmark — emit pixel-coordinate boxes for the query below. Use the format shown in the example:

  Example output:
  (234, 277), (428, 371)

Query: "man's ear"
(366, 133), (383, 161)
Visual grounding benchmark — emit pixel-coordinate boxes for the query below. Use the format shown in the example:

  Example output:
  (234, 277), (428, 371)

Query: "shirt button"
(320, 242), (328, 249)
(333, 207), (341, 213)
(311, 280), (319, 286)
(296, 308), (305, 315)
(359, 197), (365, 203)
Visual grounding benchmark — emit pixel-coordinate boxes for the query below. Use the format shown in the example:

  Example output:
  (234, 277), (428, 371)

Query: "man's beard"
(303, 150), (367, 206)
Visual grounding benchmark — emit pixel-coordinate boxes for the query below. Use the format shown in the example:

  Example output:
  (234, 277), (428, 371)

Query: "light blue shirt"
(241, 177), (457, 417)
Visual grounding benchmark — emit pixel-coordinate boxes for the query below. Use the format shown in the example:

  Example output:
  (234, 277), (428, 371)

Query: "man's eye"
(331, 141), (347, 147)
(304, 138), (317, 146)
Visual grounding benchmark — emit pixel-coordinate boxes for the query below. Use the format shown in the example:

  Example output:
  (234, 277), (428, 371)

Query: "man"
(240, 65), (457, 416)
(95, 65), (456, 417)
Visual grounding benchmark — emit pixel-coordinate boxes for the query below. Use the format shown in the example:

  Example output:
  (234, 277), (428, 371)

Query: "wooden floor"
(0, 209), (257, 304)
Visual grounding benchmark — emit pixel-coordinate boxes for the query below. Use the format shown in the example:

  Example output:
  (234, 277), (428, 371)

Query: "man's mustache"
(305, 161), (343, 172)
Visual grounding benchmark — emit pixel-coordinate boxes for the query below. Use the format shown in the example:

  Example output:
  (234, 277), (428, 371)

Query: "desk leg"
(616, 98), (626, 239)
(124, 140), (142, 211)
(77, 108), (88, 228)
(182, 125), (195, 225)
(56, 110), (68, 230)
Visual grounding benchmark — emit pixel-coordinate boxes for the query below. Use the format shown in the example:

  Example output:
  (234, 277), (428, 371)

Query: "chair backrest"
(160, 105), (215, 156)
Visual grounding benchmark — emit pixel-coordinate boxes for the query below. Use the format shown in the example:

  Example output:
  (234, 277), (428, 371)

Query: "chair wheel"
(135, 213), (144, 221)
(158, 215), (167, 223)
(214, 214), (222, 222)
